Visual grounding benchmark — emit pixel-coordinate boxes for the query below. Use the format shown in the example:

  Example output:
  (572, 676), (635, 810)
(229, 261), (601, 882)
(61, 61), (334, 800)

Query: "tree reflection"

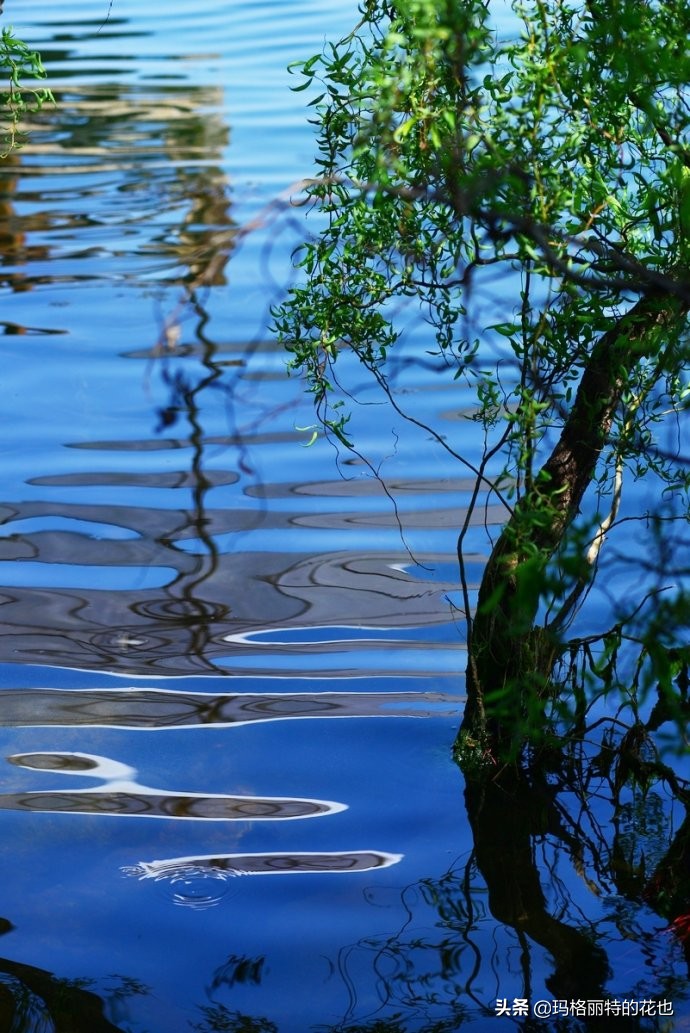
(319, 741), (690, 1030)
(0, 45), (243, 671)
(0, 49), (458, 674)
(462, 748), (690, 1026)
(465, 767), (612, 1005)
(0, 918), (141, 1033)
(191, 1006), (278, 1033)
(191, 955), (276, 1033)
(0, 35), (449, 674)
(5, 759), (689, 1033)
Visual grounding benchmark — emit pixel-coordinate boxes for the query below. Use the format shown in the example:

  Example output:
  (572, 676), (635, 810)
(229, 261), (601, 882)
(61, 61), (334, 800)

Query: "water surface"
(0, 2), (688, 1031)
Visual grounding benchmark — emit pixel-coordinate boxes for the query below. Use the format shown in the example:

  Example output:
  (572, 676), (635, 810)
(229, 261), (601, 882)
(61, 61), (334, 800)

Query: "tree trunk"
(459, 290), (688, 756)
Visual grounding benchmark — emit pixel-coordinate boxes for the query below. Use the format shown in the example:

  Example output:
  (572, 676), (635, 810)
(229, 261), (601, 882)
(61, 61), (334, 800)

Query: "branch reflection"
(315, 748), (690, 1029)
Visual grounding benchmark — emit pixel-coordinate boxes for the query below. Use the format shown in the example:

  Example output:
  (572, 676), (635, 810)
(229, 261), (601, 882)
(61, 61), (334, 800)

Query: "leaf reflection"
(191, 1006), (277, 1033)
(209, 955), (266, 992)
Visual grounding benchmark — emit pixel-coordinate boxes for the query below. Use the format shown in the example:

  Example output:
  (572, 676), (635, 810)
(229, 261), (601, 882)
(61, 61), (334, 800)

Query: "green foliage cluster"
(273, 0), (690, 749)
(0, 26), (53, 155)
(275, 0), (690, 454)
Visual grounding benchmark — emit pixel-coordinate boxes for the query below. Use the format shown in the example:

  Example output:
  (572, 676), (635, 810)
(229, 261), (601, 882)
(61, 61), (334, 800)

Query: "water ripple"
(0, 687), (462, 728)
(4, 751), (346, 819)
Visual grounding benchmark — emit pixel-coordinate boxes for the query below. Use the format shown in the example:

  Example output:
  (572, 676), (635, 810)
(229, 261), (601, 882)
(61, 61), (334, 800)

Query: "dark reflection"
(326, 866), (677, 1030)
(0, 486), (459, 674)
(0, 790), (341, 819)
(2, 749), (345, 819)
(139, 300), (238, 671)
(645, 812), (690, 966)
(124, 850), (401, 882)
(192, 1006), (277, 1033)
(330, 868), (479, 1031)
(209, 955), (267, 992)
(454, 717), (690, 1020)
(0, 686), (460, 727)
(0, 919), (135, 1033)
(29, 470), (239, 488)
(292, 752), (689, 1029)
(465, 768), (612, 1004)
(191, 957), (274, 1032)
(7, 750), (98, 770)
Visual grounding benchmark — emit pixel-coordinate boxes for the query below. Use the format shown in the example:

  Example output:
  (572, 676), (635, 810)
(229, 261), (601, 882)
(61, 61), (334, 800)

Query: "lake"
(0, 1), (688, 1031)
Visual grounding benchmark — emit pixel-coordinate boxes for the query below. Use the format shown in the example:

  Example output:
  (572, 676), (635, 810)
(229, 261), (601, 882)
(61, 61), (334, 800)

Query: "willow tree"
(0, 26), (52, 153)
(273, 0), (690, 761)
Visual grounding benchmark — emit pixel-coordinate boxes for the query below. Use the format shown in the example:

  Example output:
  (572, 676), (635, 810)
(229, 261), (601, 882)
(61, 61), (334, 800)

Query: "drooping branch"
(289, 175), (690, 304)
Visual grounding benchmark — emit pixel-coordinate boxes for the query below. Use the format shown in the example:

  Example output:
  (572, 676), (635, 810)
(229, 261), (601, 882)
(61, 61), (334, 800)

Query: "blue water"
(0, 2), (687, 1031)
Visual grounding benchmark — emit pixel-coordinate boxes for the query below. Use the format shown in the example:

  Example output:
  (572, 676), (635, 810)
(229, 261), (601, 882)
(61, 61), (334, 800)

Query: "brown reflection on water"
(0, 78), (235, 291)
(0, 41), (247, 671)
